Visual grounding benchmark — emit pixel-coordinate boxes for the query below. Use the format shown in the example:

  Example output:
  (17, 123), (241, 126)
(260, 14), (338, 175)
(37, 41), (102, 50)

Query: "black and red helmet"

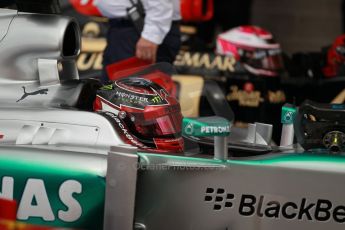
(216, 25), (284, 77)
(94, 78), (184, 153)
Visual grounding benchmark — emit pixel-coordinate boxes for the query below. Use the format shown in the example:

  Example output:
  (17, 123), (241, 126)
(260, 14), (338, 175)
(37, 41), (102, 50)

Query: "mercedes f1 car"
(0, 4), (345, 230)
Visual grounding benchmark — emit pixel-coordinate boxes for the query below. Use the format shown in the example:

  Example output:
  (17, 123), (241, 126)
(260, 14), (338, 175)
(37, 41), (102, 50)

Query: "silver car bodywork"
(0, 8), (80, 107)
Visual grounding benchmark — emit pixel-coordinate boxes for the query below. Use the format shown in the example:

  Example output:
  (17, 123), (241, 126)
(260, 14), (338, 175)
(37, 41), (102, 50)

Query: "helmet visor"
(127, 110), (183, 152)
(129, 110), (183, 139)
(243, 49), (284, 73)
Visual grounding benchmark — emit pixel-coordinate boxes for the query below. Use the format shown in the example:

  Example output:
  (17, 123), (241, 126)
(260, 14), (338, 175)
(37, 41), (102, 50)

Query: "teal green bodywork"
(281, 105), (297, 124)
(182, 117), (231, 137)
(139, 152), (345, 165)
(0, 152), (105, 229)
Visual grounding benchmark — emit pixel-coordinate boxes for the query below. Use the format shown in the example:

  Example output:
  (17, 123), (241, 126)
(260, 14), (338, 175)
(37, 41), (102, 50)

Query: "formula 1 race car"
(0, 5), (345, 230)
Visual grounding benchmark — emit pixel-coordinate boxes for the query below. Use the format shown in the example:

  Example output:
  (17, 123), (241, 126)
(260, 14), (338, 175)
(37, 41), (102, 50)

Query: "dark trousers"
(101, 20), (181, 83)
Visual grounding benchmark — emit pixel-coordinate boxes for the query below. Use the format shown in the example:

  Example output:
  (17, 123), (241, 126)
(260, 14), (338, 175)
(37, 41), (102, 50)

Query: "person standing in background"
(95, 0), (181, 82)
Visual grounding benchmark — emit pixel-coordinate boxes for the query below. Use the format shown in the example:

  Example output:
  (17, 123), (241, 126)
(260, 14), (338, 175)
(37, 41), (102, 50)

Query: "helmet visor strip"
(128, 110), (183, 139)
(242, 48), (284, 71)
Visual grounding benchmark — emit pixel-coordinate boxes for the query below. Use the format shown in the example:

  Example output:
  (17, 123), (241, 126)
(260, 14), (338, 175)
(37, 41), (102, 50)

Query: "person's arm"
(136, 0), (174, 62)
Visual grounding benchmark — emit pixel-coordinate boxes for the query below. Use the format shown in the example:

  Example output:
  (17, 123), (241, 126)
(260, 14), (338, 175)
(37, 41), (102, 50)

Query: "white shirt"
(95, 0), (181, 45)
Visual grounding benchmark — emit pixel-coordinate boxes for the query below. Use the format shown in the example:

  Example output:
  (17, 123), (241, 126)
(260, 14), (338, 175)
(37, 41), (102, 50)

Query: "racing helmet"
(94, 78), (184, 153)
(216, 25), (284, 76)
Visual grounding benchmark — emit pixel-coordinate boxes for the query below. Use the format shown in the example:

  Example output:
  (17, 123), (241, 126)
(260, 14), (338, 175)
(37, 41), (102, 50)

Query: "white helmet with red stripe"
(216, 25), (284, 76)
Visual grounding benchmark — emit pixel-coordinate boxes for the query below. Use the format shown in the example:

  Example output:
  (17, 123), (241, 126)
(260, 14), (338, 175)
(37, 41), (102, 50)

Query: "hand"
(136, 37), (158, 63)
